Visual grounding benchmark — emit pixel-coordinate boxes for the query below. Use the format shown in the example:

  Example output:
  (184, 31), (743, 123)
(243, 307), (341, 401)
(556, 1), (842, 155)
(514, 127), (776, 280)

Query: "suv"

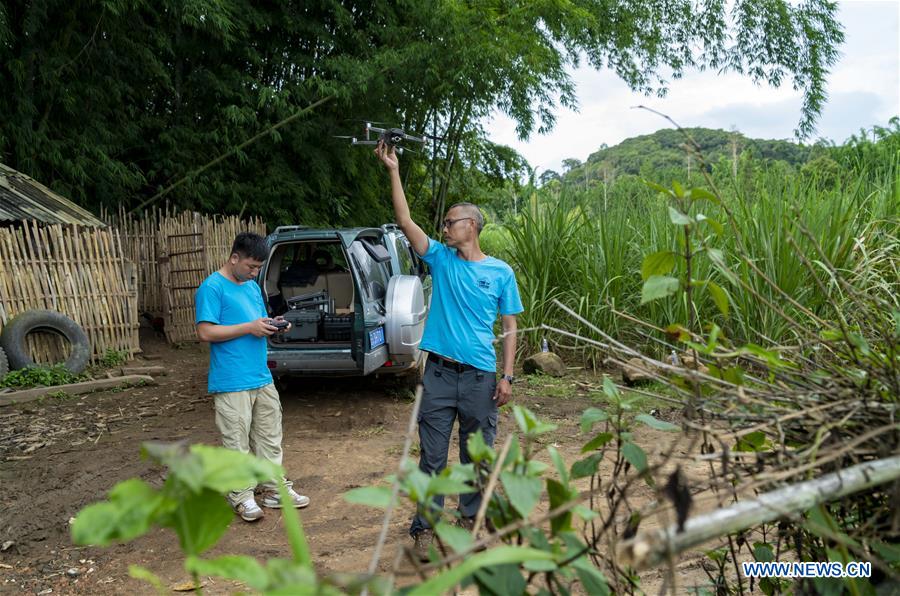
(258, 224), (429, 381)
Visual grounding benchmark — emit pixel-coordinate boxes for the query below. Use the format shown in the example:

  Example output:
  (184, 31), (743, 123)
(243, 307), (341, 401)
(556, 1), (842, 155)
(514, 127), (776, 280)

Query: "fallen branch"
(618, 454), (900, 570)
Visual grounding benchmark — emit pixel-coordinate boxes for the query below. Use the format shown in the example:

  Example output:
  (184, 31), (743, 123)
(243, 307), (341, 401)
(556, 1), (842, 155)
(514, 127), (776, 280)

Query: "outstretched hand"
(374, 140), (399, 172)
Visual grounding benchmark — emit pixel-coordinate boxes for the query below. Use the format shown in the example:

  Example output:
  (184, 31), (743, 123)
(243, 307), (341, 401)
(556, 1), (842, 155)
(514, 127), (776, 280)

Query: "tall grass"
(499, 134), (900, 361)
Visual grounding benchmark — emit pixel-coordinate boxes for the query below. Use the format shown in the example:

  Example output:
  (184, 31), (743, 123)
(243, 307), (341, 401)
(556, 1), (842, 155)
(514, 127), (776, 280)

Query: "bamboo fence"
(106, 207), (266, 344)
(0, 221), (139, 364)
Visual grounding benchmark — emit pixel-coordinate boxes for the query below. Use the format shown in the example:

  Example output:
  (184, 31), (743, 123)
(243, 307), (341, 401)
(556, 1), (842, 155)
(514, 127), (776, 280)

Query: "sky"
(483, 0), (900, 174)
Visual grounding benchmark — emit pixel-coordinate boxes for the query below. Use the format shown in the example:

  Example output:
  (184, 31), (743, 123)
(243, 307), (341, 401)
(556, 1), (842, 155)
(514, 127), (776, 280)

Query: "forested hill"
(555, 128), (813, 182)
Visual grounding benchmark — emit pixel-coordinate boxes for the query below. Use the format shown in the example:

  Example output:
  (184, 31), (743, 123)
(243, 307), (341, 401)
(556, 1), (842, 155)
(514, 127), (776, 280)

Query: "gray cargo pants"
(409, 356), (498, 536)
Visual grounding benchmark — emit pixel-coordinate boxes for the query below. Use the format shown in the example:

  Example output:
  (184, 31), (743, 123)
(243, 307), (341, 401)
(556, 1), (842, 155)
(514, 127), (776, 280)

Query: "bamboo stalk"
(617, 455), (900, 570)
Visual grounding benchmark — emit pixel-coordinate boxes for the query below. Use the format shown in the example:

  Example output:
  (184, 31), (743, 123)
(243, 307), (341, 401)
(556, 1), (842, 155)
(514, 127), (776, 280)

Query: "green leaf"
(547, 446), (569, 485)
(435, 522), (475, 554)
(192, 444), (283, 494)
(641, 251), (676, 280)
(573, 504), (599, 521)
(753, 542), (775, 563)
(128, 565), (167, 595)
(696, 213), (724, 235)
(428, 476), (476, 496)
(343, 486), (392, 508)
(643, 180), (672, 196)
(665, 323), (691, 341)
(707, 247), (726, 267)
(635, 414), (680, 432)
(185, 555), (268, 591)
(512, 405), (557, 437)
(408, 547), (553, 596)
(672, 180), (685, 198)
(570, 453), (603, 479)
(581, 432), (614, 453)
(741, 343), (796, 369)
(523, 558), (558, 572)
(723, 365), (745, 385)
(275, 482), (312, 566)
(466, 430), (494, 464)
(706, 280), (730, 317)
(500, 472), (543, 517)
(641, 275), (680, 304)
(622, 442), (648, 473)
(573, 557), (610, 596)
(71, 479), (168, 546)
(689, 187), (720, 204)
(602, 376), (620, 399)
(580, 407), (609, 433)
(403, 466), (432, 501)
(735, 431), (769, 452)
(141, 442), (204, 492)
(474, 564), (527, 596)
(668, 206), (694, 226)
(257, 562), (318, 595)
(526, 460), (550, 476)
(872, 541), (900, 563)
(161, 487), (233, 556)
(408, 546), (553, 596)
(546, 479), (575, 535)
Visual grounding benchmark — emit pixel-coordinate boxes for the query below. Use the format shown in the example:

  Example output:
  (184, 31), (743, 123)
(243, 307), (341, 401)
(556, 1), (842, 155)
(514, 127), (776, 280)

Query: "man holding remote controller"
(195, 232), (311, 522)
(376, 141), (524, 561)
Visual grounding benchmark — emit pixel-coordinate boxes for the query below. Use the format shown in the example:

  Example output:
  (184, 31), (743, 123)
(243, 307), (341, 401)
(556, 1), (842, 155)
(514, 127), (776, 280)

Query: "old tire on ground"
(0, 310), (91, 374)
(0, 346), (8, 378)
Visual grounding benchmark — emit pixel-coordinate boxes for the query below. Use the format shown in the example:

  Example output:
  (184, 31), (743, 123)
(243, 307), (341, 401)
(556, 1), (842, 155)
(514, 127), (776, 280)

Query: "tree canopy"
(0, 0), (844, 226)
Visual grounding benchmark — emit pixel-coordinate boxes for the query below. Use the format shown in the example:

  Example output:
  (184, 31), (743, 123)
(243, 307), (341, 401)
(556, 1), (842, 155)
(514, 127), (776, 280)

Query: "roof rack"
(273, 225), (309, 234)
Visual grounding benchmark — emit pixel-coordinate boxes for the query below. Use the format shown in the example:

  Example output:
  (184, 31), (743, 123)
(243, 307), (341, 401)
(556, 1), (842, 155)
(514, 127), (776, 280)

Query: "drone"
(335, 122), (440, 155)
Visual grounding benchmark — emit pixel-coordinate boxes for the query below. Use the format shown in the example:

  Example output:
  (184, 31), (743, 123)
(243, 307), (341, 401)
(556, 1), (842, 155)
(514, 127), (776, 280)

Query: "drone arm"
(386, 168), (429, 256)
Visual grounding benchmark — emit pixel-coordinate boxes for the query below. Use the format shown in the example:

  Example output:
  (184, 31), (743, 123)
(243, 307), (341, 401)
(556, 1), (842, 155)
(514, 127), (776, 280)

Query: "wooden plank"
(120, 365), (167, 376)
(0, 375), (157, 407)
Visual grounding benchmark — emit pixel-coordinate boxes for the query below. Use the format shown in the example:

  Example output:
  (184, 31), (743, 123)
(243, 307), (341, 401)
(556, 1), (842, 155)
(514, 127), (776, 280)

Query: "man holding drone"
(376, 140), (523, 561)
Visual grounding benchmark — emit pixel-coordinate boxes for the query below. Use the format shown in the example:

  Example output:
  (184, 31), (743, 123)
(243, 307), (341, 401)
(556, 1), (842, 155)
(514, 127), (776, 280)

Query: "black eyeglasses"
(442, 217), (474, 229)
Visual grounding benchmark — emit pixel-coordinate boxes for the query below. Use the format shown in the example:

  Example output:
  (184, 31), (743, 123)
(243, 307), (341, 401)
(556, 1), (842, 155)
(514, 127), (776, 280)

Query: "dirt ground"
(0, 331), (725, 594)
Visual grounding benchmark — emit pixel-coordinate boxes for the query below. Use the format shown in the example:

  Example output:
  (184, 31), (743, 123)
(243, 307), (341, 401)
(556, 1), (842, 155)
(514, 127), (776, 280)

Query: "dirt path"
(1, 334), (721, 594)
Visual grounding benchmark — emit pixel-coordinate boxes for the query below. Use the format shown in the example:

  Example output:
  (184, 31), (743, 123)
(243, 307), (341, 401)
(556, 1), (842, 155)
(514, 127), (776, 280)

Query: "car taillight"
(267, 360), (277, 369)
(382, 360), (393, 367)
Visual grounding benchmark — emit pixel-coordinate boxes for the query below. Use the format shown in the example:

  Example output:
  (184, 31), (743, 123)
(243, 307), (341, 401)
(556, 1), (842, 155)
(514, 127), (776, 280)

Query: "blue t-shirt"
(195, 272), (272, 393)
(419, 239), (524, 372)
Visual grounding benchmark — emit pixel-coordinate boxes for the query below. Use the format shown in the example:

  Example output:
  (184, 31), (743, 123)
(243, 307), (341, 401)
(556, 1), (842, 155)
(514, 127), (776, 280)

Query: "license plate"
(369, 326), (385, 348)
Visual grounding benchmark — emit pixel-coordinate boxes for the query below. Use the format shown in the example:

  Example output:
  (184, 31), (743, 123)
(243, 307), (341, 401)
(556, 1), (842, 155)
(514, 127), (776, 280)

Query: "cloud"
(483, 0), (900, 173)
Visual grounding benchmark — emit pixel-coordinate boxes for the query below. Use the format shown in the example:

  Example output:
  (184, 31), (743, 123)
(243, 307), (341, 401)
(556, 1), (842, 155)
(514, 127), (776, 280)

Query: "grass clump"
(1, 364), (88, 389)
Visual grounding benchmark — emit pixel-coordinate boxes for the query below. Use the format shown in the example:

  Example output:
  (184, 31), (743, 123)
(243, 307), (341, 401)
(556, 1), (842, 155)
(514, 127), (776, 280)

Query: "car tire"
(0, 346), (8, 378)
(0, 310), (91, 374)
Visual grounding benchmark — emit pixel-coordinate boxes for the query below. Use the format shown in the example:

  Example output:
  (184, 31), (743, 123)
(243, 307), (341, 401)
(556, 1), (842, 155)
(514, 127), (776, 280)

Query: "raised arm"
(375, 141), (429, 256)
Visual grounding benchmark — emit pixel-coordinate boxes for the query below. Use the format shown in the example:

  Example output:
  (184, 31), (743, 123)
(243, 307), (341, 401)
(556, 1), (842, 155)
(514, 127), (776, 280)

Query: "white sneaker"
(235, 498), (264, 522)
(260, 487), (310, 509)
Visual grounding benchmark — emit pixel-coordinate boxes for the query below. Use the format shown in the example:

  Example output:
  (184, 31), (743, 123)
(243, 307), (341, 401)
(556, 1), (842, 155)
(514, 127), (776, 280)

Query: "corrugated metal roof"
(0, 163), (105, 227)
